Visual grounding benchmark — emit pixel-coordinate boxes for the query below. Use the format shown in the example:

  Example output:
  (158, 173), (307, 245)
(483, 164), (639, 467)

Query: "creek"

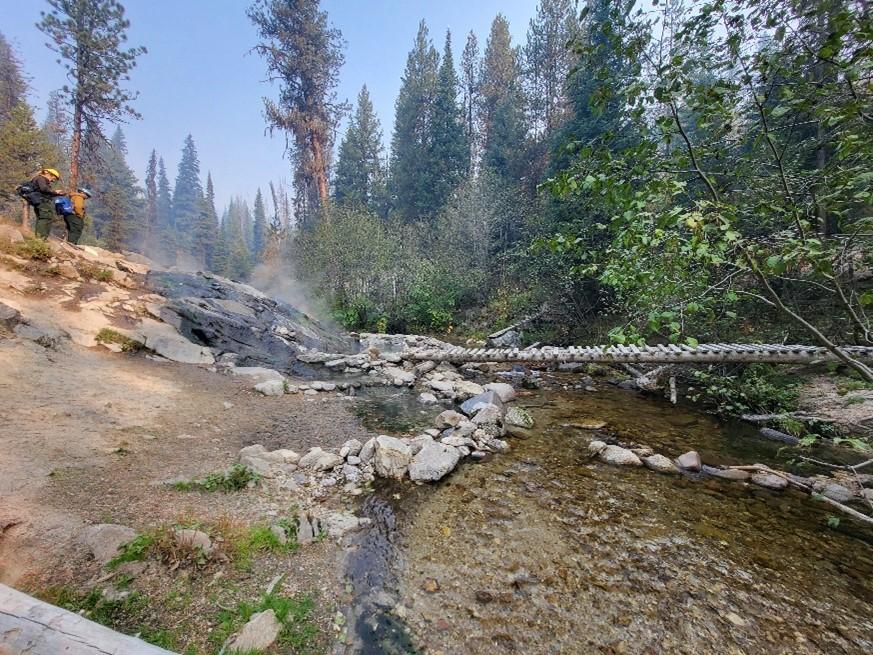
(342, 378), (873, 654)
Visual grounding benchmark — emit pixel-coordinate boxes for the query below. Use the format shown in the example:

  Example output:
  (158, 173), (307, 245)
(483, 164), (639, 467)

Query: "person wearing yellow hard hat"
(29, 168), (65, 239)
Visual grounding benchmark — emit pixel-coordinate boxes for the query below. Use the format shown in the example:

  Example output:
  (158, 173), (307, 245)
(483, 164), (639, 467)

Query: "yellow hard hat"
(42, 168), (61, 179)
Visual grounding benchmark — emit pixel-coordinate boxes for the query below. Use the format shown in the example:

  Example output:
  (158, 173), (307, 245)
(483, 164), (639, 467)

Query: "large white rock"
(135, 319), (214, 365)
(374, 435), (412, 479)
(298, 447), (343, 471)
(454, 380), (485, 399)
(409, 442), (461, 482)
(435, 410), (467, 428)
(484, 382), (516, 403)
(429, 380), (455, 395)
(384, 366), (415, 386)
(229, 609), (282, 653)
(254, 379), (285, 396)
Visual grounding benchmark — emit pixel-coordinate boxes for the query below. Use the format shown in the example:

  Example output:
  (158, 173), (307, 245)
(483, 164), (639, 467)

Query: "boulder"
(318, 511), (372, 538)
(358, 437), (377, 465)
(56, 261), (80, 280)
(455, 380), (486, 398)
(675, 451), (702, 472)
(483, 382), (516, 403)
(505, 406), (534, 429)
(373, 435), (412, 479)
(409, 442), (461, 482)
(408, 435), (434, 455)
(751, 472), (788, 490)
(418, 392), (439, 405)
(229, 609), (282, 654)
(815, 482), (853, 503)
(472, 405), (504, 428)
(643, 454), (679, 474)
(385, 366), (415, 386)
(298, 447), (343, 472)
(435, 410), (467, 429)
(598, 445), (643, 467)
(79, 524), (137, 565)
(254, 379), (285, 396)
(146, 270), (353, 375)
(460, 391), (503, 416)
(136, 319), (214, 365)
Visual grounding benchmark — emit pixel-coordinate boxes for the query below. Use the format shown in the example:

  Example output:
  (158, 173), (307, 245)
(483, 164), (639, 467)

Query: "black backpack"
(15, 181), (40, 205)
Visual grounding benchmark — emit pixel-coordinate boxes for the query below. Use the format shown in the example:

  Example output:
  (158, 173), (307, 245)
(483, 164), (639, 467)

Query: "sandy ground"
(0, 332), (375, 652)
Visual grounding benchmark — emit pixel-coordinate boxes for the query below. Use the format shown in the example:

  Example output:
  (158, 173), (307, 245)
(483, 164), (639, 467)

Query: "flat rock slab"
(701, 465), (751, 481)
(409, 442), (461, 482)
(751, 472), (788, 490)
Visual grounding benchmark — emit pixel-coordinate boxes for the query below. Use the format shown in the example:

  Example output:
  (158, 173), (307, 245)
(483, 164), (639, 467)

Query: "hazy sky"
(1, 0), (539, 212)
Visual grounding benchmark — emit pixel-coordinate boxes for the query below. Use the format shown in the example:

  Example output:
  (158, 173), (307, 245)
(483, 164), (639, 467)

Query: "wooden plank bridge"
(406, 343), (873, 365)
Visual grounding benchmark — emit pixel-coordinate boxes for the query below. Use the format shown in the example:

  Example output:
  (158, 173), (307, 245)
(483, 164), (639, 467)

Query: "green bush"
(689, 364), (799, 418)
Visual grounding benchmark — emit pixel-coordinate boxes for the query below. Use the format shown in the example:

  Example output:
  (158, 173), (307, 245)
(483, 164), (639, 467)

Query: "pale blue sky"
(1, 0), (539, 212)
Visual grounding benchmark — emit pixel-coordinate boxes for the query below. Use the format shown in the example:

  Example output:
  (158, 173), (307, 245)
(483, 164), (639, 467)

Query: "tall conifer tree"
(252, 188), (268, 261)
(428, 31), (469, 211)
(0, 32), (27, 125)
(172, 134), (203, 251)
(388, 21), (439, 221)
(37, 0), (145, 190)
(334, 85), (384, 212)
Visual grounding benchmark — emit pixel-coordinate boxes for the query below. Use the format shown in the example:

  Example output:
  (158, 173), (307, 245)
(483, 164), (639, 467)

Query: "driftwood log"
(0, 583), (175, 654)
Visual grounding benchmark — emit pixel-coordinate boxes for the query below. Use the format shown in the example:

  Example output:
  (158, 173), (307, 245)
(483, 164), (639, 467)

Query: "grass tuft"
(172, 464), (259, 493)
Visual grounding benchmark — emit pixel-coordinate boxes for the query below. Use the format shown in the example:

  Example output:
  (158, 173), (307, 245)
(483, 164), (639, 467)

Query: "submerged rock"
(598, 445), (643, 467)
(701, 465), (751, 481)
(751, 472), (788, 490)
(643, 454), (678, 474)
(675, 451), (702, 472)
(505, 406), (534, 429)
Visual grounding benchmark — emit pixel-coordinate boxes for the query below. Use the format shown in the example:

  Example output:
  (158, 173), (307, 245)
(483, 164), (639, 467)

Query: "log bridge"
(406, 343), (873, 365)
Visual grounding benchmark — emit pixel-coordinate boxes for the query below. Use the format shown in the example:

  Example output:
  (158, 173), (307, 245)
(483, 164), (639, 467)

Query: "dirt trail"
(0, 334), (368, 588)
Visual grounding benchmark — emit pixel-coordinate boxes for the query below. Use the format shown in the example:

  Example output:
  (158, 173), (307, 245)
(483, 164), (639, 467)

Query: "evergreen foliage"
(0, 32), (27, 125)
(427, 32), (469, 212)
(252, 188), (268, 261)
(388, 21), (439, 222)
(172, 134), (204, 253)
(0, 103), (58, 203)
(334, 85), (384, 212)
(37, 0), (145, 189)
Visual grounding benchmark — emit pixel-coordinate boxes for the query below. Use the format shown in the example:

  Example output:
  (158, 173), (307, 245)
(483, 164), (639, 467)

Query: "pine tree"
(0, 103), (58, 208)
(223, 197), (253, 279)
(388, 20), (439, 221)
(460, 32), (480, 171)
(248, 0), (345, 226)
(191, 172), (218, 269)
(524, 0), (578, 138)
(252, 188), (268, 261)
(203, 174), (222, 271)
(156, 156), (172, 228)
(479, 15), (527, 181)
(172, 134), (203, 252)
(85, 127), (141, 250)
(334, 85), (384, 211)
(37, 0), (145, 190)
(42, 91), (71, 179)
(145, 150), (158, 233)
(0, 32), (27, 125)
(428, 31), (469, 212)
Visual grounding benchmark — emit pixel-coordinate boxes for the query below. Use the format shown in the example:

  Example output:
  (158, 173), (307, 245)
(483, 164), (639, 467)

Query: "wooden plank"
(0, 583), (175, 654)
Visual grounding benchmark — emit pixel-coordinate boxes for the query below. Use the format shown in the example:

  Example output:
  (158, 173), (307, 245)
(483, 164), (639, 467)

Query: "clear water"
(344, 383), (873, 654)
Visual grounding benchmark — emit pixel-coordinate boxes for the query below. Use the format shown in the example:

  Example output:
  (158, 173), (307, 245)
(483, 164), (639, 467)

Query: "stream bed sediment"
(342, 382), (873, 654)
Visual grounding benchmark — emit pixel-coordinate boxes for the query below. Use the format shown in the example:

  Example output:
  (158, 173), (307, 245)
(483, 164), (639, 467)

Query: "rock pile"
(239, 383), (529, 488)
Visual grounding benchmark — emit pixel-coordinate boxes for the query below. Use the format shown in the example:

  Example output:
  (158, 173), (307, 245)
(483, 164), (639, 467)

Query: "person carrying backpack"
(24, 168), (64, 239)
(57, 187), (91, 245)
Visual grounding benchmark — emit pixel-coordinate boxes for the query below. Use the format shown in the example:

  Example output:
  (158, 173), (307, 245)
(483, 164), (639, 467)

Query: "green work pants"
(33, 200), (56, 238)
(64, 214), (84, 245)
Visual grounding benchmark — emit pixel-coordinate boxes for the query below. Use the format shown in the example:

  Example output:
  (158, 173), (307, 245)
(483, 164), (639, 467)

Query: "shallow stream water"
(343, 381), (873, 654)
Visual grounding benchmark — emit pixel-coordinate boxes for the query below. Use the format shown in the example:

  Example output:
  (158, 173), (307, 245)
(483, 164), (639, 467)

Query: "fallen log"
(0, 583), (175, 654)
